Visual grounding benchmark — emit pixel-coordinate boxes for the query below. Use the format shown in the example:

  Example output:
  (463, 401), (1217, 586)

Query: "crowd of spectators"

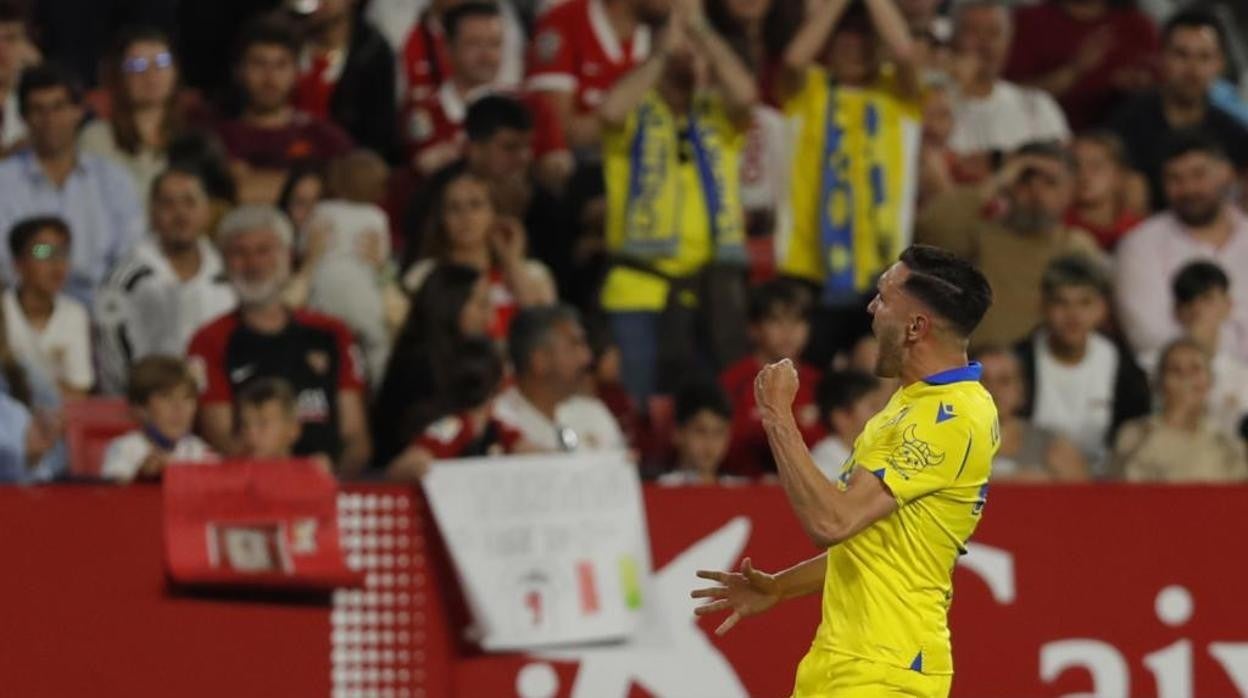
(1, 0), (1247, 486)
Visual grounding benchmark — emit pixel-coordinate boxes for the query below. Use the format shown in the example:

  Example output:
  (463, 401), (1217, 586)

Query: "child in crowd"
(1015, 255), (1151, 476)
(237, 377), (304, 461)
(658, 381), (741, 487)
(1158, 261), (1248, 438)
(1064, 132), (1145, 251)
(295, 150), (406, 386)
(2, 217), (93, 398)
(387, 338), (531, 481)
(976, 346), (1088, 482)
(1111, 338), (1247, 483)
(810, 370), (888, 480)
(720, 280), (822, 477)
(102, 356), (214, 483)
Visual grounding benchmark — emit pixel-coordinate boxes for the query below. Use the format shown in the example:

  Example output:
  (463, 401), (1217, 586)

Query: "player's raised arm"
(757, 360), (899, 548)
(690, 553), (827, 635)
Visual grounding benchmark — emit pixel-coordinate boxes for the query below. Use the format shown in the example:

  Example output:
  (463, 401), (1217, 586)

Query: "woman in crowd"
(1111, 338), (1248, 482)
(277, 163), (327, 235)
(977, 346), (1089, 482)
(371, 264), (494, 468)
(79, 27), (209, 201)
(707, 0), (802, 103)
(402, 167), (555, 341)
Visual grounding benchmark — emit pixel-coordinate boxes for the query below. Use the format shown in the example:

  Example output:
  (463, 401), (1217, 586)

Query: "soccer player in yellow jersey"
(693, 245), (998, 697)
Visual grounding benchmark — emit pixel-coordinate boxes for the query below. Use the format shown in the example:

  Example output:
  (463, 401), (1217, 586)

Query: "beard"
(873, 323), (904, 379)
(1003, 205), (1059, 235)
(232, 275), (287, 307)
(1172, 196), (1223, 228)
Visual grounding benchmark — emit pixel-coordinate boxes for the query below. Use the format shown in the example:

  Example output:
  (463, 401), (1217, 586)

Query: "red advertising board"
(0, 484), (1245, 697)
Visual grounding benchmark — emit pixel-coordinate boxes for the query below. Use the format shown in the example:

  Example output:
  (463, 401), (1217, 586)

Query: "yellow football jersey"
(803, 363), (998, 687)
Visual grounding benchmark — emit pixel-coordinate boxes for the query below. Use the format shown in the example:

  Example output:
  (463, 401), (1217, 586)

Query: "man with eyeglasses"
(0, 63), (143, 305)
(1, 216), (93, 398)
(493, 304), (625, 454)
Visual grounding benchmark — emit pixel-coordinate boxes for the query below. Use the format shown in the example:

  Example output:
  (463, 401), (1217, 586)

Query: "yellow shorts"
(791, 649), (952, 697)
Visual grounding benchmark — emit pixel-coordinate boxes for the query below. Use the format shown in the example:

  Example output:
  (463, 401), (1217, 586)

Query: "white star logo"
(516, 517), (754, 698)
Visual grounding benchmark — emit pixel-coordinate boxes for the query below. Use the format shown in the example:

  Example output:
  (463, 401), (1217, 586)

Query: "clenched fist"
(754, 359), (799, 418)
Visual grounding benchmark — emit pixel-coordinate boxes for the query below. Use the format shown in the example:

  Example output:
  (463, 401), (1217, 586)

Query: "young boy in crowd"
(1160, 261), (1248, 438)
(719, 280), (822, 477)
(810, 369), (887, 481)
(1064, 132), (1145, 251)
(2, 217), (93, 398)
(237, 378), (304, 461)
(1015, 255), (1151, 476)
(102, 356), (214, 483)
(387, 338), (530, 481)
(658, 381), (739, 487)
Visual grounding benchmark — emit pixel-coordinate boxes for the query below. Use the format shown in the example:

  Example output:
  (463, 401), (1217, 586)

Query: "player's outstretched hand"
(691, 557), (780, 636)
(754, 358), (800, 417)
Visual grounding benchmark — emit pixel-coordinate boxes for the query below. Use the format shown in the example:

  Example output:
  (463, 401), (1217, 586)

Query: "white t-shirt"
(810, 435), (852, 481)
(94, 236), (237, 394)
(3, 288), (93, 391)
(949, 80), (1071, 155)
(1031, 332), (1118, 472)
(101, 430), (216, 483)
(492, 385), (625, 453)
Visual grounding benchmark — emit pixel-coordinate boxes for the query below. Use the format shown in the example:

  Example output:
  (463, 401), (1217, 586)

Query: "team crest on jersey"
(535, 30), (562, 65)
(887, 424), (945, 479)
(306, 350), (330, 375)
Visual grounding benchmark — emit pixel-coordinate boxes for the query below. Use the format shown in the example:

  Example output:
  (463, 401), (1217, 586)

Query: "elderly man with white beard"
(186, 205), (372, 475)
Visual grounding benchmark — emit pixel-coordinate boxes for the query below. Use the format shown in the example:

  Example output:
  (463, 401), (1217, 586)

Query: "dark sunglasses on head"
(121, 51), (174, 75)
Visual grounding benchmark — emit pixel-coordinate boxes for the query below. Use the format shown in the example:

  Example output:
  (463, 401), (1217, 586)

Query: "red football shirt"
(217, 111), (354, 169)
(401, 82), (567, 172)
(526, 0), (651, 114)
(401, 9), (453, 106)
(1004, 3), (1159, 130)
(1064, 208), (1144, 251)
(719, 356), (822, 478)
(414, 412), (523, 458)
(294, 49), (345, 120)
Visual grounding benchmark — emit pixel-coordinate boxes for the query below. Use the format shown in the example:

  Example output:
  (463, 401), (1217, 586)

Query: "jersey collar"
(922, 362), (982, 385)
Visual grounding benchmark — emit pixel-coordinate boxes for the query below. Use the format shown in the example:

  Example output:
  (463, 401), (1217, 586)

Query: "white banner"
(423, 452), (652, 651)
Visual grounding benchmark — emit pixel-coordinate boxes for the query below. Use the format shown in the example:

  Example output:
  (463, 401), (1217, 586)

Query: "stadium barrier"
(0, 483), (1245, 697)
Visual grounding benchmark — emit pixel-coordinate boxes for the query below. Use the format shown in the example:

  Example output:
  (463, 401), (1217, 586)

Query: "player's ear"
(907, 314), (927, 342)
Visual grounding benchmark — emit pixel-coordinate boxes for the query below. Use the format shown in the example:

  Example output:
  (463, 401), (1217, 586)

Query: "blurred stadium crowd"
(0, 0), (1246, 486)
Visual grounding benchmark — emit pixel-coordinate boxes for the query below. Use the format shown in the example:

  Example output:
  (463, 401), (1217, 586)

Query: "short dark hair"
(747, 279), (812, 324)
(0, 0), (28, 24)
(816, 369), (880, 426)
(507, 304), (581, 375)
(150, 164), (209, 202)
(1014, 140), (1076, 173)
(234, 15), (300, 64)
(445, 1), (501, 41)
(674, 380), (732, 426)
(1162, 129), (1230, 166)
(897, 245), (993, 338)
(439, 337), (505, 414)
(1172, 260), (1230, 306)
(17, 63), (83, 117)
(236, 377), (297, 415)
(1162, 8), (1227, 55)
(1073, 130), (1129, 168)
(466, 95), (533, 143)
(8, 216), (70, 259)
(1040, 254), (1111, 300)
(127, 355), (197, 406)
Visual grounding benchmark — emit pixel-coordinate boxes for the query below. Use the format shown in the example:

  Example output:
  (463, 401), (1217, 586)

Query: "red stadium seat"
(64, 398), (137, 478)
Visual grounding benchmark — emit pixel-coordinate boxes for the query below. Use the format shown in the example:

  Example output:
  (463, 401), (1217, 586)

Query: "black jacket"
(1014, 333), (1153, 447)
(331, 20), (400, 163)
